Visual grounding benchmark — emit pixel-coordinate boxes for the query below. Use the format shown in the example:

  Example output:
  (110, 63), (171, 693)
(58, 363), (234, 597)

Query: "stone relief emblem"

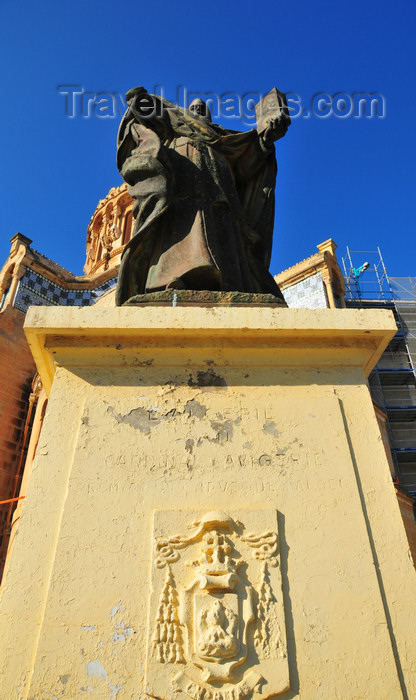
(146, 509), (289, 700)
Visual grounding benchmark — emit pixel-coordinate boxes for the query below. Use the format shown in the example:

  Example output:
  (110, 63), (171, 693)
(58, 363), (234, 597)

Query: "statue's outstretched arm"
(261, 113), (290, 148)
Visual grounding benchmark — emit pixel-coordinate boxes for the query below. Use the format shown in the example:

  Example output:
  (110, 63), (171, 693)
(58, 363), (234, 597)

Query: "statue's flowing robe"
(116, 96), (285, 304)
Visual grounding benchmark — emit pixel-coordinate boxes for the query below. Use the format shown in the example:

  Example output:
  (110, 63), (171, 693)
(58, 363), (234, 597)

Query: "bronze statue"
(115, 87), (290, 305)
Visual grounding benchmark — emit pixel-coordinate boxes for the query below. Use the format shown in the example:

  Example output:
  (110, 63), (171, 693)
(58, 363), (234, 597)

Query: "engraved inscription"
(103, 450), (318, 474)
(173, 669), (262, 700)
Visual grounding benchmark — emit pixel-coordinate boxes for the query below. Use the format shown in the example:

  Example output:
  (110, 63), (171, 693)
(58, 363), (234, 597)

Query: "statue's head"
(189, 98), (212, 122)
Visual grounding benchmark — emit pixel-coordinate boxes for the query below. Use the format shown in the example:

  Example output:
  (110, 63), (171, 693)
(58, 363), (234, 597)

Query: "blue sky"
(0, 0), (415, 281)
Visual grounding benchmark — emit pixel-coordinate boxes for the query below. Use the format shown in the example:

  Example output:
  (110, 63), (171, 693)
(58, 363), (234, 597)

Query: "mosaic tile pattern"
(14, 268), (327, 313)
(282, 272), (328, 309)
(14, 268), (117, 313)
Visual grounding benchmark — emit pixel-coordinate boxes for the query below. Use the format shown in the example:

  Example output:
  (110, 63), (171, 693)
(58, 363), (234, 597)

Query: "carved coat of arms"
(146, 509), (289, 700)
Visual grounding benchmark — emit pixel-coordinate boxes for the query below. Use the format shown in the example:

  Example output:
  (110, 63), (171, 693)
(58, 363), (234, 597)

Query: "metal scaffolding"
(342, 247), (416, 497)
(342, 247), (394, 302)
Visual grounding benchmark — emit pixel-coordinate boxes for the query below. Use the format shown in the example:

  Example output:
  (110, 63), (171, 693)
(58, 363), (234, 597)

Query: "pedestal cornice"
(24, 306), (396, 395)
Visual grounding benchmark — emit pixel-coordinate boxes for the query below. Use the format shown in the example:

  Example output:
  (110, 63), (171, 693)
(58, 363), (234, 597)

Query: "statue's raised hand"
(262, 113), (290, 146)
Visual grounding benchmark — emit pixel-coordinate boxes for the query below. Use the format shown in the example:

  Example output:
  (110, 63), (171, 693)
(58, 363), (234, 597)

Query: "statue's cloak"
(115, 95), (284, 304)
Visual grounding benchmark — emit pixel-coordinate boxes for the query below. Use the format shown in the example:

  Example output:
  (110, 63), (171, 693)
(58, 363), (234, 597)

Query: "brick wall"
(0, 306), (35, 544)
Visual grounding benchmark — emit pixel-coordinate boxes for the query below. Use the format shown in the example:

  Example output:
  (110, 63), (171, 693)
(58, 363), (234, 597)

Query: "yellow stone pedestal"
(0, 306), (415, 699)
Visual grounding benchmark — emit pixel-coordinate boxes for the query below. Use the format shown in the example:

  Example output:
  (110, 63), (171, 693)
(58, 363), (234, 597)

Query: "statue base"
(0, 306), (415, 699)
(122, 290), (287, 307)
